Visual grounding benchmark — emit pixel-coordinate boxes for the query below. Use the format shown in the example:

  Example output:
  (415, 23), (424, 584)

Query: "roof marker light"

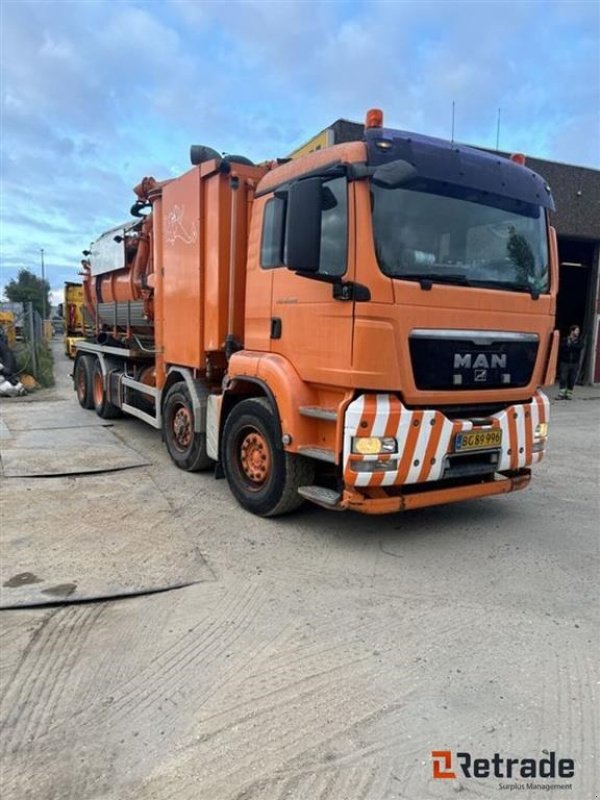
(510, 152), (526, 165)
(365, 108), (383, 128)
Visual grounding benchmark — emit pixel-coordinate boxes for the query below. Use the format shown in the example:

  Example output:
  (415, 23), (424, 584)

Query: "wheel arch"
(221, 377), (281, 448)
(225, 352), (318, 454)
(163, 366), (208, 433)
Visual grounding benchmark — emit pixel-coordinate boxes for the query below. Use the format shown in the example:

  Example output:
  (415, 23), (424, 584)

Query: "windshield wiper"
(469, 279), (541, 299)
(396, 272), (473, 290)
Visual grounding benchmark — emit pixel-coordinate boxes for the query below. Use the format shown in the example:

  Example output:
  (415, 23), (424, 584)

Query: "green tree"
(4, 269), (51, 318)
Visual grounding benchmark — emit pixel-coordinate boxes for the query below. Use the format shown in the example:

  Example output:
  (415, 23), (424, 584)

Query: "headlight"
(533, 421), (548, 453)
(352, 436), (397, 455)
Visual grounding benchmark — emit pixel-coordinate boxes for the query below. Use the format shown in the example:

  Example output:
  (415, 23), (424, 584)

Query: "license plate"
(455, 429), (502, 453)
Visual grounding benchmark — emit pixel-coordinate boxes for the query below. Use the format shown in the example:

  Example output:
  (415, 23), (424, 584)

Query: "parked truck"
(63, 281), (86, 358)
(73, 108), (558, 516)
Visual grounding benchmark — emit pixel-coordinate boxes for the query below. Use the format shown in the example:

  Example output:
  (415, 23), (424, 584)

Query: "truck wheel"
(93, 359), (122, 419)
(74, 355), (95, 409)
(163, 382), (212, 471)
(222, 397), (315, 517)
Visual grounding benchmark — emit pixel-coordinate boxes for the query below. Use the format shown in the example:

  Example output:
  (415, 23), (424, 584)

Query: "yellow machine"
(64, 282), (86, 358)
(0, 310), (17, 348)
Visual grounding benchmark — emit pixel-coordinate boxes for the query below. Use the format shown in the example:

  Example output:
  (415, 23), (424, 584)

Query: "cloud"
(0, 0), (598, 295)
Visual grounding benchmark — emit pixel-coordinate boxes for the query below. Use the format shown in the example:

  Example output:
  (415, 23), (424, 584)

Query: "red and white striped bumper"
(343, 390), (549, 489)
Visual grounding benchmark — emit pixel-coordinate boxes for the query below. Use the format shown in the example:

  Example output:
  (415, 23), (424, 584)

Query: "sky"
(1, 0), (599, 306)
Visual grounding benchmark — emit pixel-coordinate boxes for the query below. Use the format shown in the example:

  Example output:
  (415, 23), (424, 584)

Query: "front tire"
(163, 381), (212, 471)
(222, 397), (314, 517)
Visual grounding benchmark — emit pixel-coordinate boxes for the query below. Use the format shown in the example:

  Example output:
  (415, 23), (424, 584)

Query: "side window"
(319, 176), (347, 276)
(260, 197), (285, 269)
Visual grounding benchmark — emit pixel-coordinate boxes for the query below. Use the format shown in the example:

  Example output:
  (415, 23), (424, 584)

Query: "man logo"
(431, 750), (456, 779)
(453, 353), (507, 370)
(474, 369), (487, 382)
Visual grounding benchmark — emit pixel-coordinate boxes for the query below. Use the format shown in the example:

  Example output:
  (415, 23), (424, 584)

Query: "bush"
(35, 341), (55, 388)
(13, 340), (55, 388)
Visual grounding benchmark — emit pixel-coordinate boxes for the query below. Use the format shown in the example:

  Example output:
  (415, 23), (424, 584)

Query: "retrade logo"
(431, 750), (456, 779)
(431, 750), (575, 781)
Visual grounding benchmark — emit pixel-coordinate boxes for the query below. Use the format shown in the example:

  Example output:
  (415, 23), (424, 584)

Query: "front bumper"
(340, 470), (531, 514)
(343, 390), (549, 490)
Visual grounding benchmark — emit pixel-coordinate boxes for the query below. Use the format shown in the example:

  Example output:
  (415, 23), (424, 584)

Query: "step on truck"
(73, 108), (558, 516)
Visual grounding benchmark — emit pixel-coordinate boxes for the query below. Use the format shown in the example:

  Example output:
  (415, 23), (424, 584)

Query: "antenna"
(451, 100), (456, 143)
(496, 107), (502, 151)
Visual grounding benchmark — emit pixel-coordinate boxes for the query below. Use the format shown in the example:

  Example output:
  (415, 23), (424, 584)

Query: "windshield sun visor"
(365, 128), (555, 211)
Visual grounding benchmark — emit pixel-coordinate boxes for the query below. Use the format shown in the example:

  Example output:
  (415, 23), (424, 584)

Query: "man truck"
(73, 108), (558, 516)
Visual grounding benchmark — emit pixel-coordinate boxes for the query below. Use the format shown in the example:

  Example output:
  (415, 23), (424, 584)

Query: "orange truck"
(73, 108), (558, 516)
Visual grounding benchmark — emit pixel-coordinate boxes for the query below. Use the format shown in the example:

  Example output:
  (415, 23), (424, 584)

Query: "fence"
(0, 302), (54, 385)
(21, 303), (46, 378)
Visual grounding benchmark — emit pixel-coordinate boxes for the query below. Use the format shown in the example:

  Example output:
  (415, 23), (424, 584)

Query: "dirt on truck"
(73, 107), (558, 517)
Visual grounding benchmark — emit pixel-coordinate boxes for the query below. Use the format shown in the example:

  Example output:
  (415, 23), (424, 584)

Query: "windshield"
(371, 179), (549, 294)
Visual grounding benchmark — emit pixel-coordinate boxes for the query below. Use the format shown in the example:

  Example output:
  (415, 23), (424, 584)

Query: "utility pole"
(40, 248), (47, 319)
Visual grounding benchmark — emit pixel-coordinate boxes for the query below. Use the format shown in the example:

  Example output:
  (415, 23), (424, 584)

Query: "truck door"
(270, 175), (354, 387)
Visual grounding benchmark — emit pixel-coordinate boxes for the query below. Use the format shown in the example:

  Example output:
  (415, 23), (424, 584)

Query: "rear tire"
(93, 359), (122, 419)
(74, 354), (95, 409)
(163, 381), (212, 471)
(222, 397), (314, 517)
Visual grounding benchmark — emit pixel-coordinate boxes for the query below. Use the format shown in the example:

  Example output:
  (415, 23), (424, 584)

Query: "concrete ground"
(0, 342), (598, 800)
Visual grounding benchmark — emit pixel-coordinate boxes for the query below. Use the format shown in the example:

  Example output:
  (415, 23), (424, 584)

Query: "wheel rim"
(172, 404), (193, 451)
(93, 370), (104, 406)
(239, 429), (271, 487)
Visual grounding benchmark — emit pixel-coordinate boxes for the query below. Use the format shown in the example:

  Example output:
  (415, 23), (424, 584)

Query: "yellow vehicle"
(0, 310), (17, 348)
(64, 282), (86, 358)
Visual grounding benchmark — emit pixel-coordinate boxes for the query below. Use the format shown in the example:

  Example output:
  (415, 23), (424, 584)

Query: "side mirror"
(284, 177), (322, 272)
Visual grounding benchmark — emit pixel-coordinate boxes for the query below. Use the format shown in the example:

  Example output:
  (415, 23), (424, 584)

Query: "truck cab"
(224, 113), (557, 513)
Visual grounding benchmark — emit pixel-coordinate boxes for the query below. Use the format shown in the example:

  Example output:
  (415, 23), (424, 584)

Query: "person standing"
(557, 325), (584, 400)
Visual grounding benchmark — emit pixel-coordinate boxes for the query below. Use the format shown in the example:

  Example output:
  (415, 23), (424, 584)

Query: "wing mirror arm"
(294, 271), (371, 302)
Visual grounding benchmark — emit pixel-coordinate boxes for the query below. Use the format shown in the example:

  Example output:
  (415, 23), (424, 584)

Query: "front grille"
(409, 333), (538, 390)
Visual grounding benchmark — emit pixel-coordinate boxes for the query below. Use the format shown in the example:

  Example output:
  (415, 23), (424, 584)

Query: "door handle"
(270, 317), (282, 339)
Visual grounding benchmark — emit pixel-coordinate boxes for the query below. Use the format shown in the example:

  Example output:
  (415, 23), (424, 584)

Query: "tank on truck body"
(73, 108), (558, 516)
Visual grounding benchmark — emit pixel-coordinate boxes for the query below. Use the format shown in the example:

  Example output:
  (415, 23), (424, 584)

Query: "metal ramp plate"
(0, 473), (214, 607)
(0, 425), (149, 477)
(0, 399), (111, 431)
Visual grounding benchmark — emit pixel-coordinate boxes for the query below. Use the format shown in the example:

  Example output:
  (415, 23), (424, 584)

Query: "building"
(290, 120), (600, 384)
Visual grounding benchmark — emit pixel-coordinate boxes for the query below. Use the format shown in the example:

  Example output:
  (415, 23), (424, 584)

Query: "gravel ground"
(1, 341), (598, 800)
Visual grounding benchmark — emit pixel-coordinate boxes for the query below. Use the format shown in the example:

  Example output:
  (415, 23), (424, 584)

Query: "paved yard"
(1, 343), (598, 800)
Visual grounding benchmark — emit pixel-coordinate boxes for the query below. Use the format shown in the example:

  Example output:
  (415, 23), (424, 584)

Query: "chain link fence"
(21, 302), (46, 379)
(0, 301), (54, 389)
